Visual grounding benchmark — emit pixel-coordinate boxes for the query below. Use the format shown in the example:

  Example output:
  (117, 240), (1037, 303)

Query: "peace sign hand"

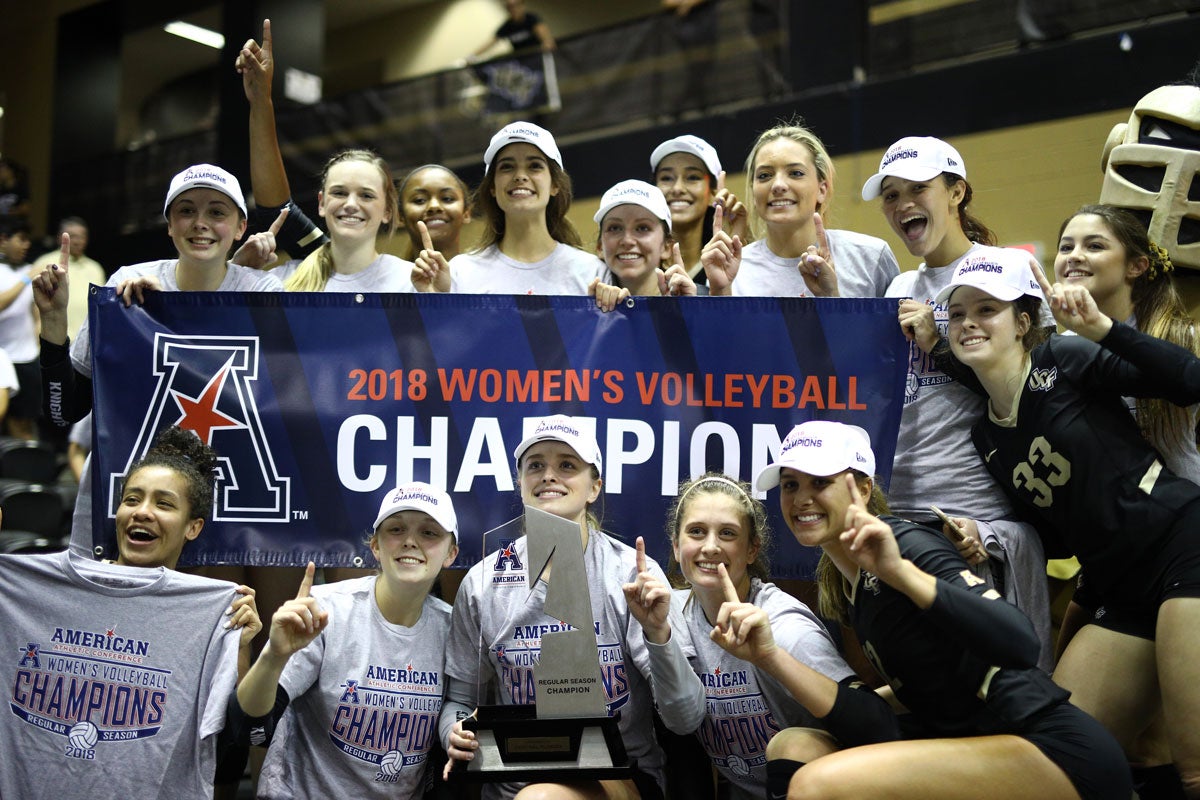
(265, 562), (329, 659)
(798, 213), (839, 296)
(709, 563), (775, 665)
(1029, 256), (1111, 341)
(32, 233), (71, 345)
(839, 475), (902, 581)
(236, 19), (274, 103)
(622, 537), (672, 643)
(700, 203), (742, 296)
(657, 243), (697, 297)
(412, 221), (452, 293)
(231, 206), (288, 269)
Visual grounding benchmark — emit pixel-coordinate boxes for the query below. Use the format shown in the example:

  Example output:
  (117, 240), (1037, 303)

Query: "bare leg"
(513, 778), (641, 800)
(1157, 597), (1200, 798)
(1052, 623), (1158, 751)
(788, 736), (1079, 800)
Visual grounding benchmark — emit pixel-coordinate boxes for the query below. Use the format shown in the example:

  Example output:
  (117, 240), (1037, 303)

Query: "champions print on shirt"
(11, 624), (168, 760)
(332, 663), (443, 783)
(695, 666), (780, 779)
(106, 334), (291, 524)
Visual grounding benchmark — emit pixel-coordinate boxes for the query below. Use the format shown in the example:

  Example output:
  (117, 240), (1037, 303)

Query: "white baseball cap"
(650, 135), (722, 179)
(593, 180), (672, 231)
(755, 421), (876, 491)
(483, 121), (563, 173)
(933, 246), (1045, 305)
(514, 415), (603, 475)
(163, 164), (248, 218)
(861, 136), (966, 201)
(372, 481), (458, 535)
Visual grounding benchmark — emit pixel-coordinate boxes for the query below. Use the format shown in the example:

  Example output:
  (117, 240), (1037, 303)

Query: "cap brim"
(754, 464), (783, 491)
(861, 166), (948, 201)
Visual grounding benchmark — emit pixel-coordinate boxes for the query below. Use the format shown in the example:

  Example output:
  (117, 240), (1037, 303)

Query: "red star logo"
(502, 546), (515, 558)
(171, 365), (243, 445)
(106, 627), (115, 638)
(713, 667), (721, 676)
(406, 663), (413, 671)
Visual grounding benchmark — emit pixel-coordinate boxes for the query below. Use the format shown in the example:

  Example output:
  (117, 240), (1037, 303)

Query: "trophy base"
(452, 704), (631, 784)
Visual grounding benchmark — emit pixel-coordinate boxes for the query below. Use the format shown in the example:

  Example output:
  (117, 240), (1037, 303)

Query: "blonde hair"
(284, 149), (399, 292)
(814, 472), (889, 625)
(743, 119), (836, 238)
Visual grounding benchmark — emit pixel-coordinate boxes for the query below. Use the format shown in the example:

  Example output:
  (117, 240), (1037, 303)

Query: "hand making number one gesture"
(32, 233), (72, 346)
(708, 563), (775, 665)
(412, 220), (452, 293)
(621, 536), (672, 643)
(657, 242), (698, 297)
(701, 203), (743, 295)
(265, 562), (329, 660)
(1029, 256), (1112, 341)
(798, 212), (839, 297)
(838, 475), (902, 580)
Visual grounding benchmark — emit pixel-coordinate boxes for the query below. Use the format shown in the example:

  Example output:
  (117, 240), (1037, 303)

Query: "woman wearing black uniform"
(932, 245), (1200, 798)
(753, 420), (1129, 800)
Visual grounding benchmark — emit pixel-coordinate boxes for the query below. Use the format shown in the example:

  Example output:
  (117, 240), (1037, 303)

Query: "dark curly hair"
(126, 426), (219, 520)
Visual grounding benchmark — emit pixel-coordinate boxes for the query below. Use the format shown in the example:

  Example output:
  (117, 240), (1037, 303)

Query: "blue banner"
(90, 290), (907, 578)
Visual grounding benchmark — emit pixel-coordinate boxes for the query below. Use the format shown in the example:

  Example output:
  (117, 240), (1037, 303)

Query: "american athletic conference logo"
(107, 334), (291, 522)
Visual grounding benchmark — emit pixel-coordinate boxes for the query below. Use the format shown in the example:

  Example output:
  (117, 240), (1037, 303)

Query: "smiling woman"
(437, 121), (605, 295)
(230, 482), (459, 799)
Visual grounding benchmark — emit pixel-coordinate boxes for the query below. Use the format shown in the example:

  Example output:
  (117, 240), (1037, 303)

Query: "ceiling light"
(163, 21), (225, 50)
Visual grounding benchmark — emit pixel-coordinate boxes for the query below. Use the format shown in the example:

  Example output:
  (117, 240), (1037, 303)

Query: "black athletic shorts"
(1024, 702), (1132, 800)
(1087, 504), (1200, 638)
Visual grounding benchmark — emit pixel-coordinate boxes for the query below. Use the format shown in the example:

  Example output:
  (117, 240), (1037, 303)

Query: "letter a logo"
(108, 334), (291, 522)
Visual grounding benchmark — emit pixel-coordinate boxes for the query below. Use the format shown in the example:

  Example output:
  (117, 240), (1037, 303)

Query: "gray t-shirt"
(651, 580), (853, 795)
(449, 243), (605, 295)
(0, 551), (239, 800)
(67, 259), (283, 557)
(885, 246), (1054, 669)
(271, 253), (416, 292)
(442, 530), (667, 798)
(258, 577), (452, 799)
(730, 230), (899, 298)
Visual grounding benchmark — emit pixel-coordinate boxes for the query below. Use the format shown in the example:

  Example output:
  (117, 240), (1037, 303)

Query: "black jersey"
(850, 517), (1067, 738)
(971, 323), (1200, 596)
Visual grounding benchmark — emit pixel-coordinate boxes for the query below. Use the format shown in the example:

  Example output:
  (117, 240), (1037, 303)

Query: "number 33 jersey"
(970, 323), (1200, 596)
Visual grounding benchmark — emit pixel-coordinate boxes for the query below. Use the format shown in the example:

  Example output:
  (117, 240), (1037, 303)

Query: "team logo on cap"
(881, 147), (920, 167)
(535, 419), (581, 438)
(108, 334), (291, 523)
(181, 167), (229, 186)
(390, 487), (442, 506)
(959, 260), (1004, 275)
(780, 434), (822, 455)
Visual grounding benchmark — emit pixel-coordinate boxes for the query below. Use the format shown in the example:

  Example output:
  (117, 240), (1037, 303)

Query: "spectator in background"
(30, 218), (104, 341)
(0, 218), (39, 440)
(0, 346), (18, 435)
(471, 0), (556, 59)
(0, 158), (30, 221)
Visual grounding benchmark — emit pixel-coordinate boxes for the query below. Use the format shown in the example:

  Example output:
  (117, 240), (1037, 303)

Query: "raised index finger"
(418, 220), (435, 252)
(671, 242), (684, 271)
(296, 561), (316, 599)
(844, 473), (865, 508)
(812, 212), (829, 253)
(635, 536), (647, 573)
(717, 563), (740, 603)
(1028, 255), (1054, 300)
(715, 170), (726, 200)
(712, 202), (724, 236)
(261, 19), (272, 58)
(57, 233), (70, 272)
(268, 205), (289, 235)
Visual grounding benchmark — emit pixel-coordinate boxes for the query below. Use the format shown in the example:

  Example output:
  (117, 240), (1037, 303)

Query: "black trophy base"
(452, 704), (631, 784)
